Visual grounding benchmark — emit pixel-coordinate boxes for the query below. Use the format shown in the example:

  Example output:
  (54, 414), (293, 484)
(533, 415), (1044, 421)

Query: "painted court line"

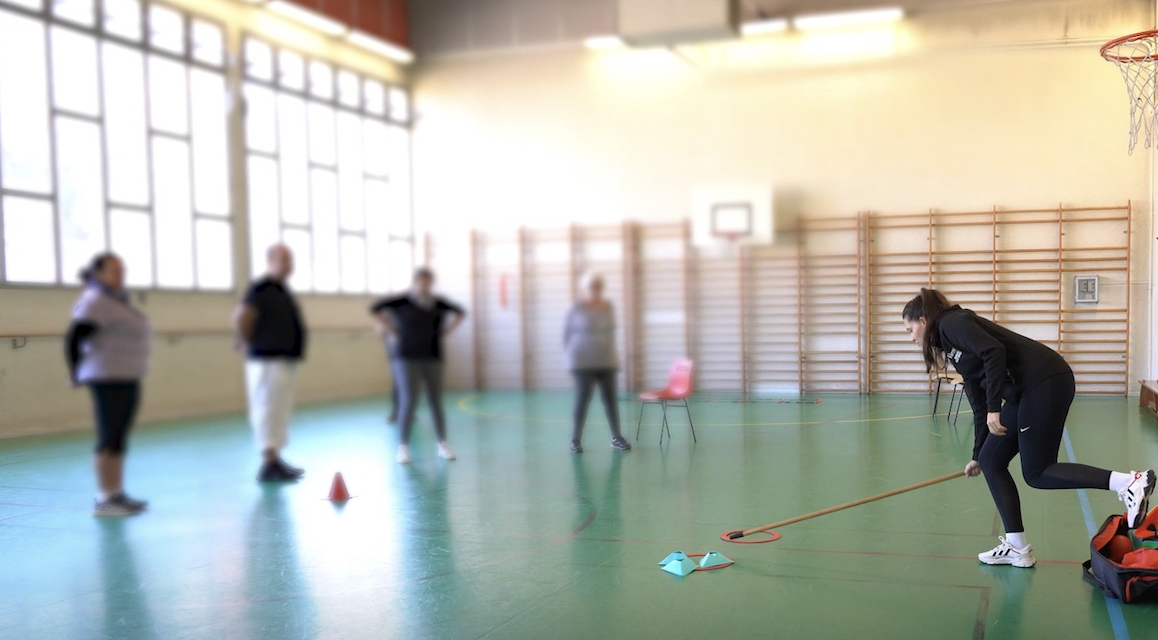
(456, 393), (941, 429)
(1063, 428), (1130, 640)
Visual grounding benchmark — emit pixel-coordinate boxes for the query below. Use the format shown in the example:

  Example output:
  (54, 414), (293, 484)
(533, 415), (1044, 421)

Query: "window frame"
(241, 32), (415, 297)
(0, 1), (415, 295)
(0, 0), (233, 292)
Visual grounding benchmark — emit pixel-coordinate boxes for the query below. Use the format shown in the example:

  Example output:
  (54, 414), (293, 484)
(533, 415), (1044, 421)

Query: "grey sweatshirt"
(563, 302), (619, 371)
(71, 286), (152, 383)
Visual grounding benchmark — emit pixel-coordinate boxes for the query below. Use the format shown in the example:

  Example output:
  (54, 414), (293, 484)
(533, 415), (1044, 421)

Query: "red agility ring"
(720, 529), (781, 544)
(685, 552), (735, 571)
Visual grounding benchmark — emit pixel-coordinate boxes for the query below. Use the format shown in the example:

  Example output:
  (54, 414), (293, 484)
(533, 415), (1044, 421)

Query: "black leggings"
(571, 369), (622, 442)
(977, 372), (1111, 533)
(89, 382), (141, 455)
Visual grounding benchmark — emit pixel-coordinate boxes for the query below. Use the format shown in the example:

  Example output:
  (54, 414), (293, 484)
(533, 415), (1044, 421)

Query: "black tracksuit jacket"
(931, 306), (1072, 459)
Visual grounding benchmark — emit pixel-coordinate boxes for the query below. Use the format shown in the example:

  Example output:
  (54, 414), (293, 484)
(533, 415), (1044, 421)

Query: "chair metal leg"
(948, 385), (964, 426)
(681, 399), (696, 442)
(659, 401), (670, 444)
(932, 381), (942, 416)
(636, 402), (647, 441)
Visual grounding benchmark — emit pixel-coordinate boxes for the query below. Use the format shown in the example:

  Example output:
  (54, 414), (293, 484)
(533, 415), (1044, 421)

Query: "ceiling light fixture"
(792, 7), (904, 31)
(266, 0), (347, 36)
(739, 18), (789, 37)
(584, 35), (626, 50)
(347, 30), (416, 65)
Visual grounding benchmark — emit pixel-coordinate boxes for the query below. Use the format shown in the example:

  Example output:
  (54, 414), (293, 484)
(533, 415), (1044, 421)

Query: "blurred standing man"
(233, 244), (308, 482)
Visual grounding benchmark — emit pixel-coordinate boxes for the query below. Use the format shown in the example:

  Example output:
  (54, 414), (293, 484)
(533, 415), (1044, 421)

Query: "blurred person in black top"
(371, 267), (465, 464)
(902, 288), (1154, 568)
(233, 244), (308, 482)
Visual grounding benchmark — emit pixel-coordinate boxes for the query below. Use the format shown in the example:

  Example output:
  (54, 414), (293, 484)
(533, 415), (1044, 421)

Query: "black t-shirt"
(244, 278), (307, 359)
(371, 295), (464, 360)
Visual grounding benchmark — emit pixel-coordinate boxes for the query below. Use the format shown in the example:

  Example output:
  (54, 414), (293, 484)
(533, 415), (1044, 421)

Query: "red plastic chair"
(636, 359), (697, 444)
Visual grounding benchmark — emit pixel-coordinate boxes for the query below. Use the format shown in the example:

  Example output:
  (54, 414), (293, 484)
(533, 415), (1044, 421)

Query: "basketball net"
(1101, 30), (1158, 155)
(713, 233), (741, 260)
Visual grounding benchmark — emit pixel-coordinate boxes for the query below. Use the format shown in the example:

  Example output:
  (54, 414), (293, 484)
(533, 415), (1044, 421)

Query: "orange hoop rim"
(719, 529), (781, 544)
(1101, 29), (1158, 63)
(711, 231), (742, 244)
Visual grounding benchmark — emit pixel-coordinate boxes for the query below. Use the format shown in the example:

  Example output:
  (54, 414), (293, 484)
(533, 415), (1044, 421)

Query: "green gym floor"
(2, 391), (1157, 640)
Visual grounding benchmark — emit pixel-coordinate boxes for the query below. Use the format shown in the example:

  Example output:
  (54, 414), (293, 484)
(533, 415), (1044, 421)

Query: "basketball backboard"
(691, 183), (774, 248)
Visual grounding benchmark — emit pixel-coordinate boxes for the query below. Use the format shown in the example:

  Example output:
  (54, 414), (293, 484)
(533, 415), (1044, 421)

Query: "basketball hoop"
(1101, 30), (1158, 155)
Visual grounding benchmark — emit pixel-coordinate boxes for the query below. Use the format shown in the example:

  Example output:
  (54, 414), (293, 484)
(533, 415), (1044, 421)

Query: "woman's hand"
(986, 412), (1006, 436)
(964, 460), (982, 477)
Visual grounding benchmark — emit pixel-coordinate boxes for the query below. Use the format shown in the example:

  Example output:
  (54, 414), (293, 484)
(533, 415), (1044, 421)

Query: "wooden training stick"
(727, 470), (966, 540)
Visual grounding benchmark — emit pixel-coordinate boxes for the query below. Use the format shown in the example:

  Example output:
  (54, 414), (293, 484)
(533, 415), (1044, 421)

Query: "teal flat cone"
(698, 551), (733, 568)
(661, 557), (697, 576)
(657, 551), (688, 566)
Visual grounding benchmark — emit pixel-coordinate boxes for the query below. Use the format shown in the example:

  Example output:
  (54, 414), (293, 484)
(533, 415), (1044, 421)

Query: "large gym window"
(243, 36), (413, 294)
(0, 0), (233, 290)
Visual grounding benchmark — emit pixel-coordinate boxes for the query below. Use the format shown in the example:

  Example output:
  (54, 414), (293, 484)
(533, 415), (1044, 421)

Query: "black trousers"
(89, 381), (141, 455)
(571, 369), (622, 442)
(977, 372), (1111, 532)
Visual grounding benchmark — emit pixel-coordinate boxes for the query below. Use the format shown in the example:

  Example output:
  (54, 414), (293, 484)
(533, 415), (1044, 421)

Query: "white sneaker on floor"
(397, 445), (411, 464)
(1119, 469), (1156, 528)
(978, 537), (1036, 568)
(438, 442), (456, 460)
(93, 498), (143, 517)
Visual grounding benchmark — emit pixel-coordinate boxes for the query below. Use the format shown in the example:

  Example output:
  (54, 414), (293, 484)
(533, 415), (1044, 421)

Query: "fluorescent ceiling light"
(267, 0), (347, 36)
(792, 7), (904, 31)
(740, 18), (789, 37)
(347, 30), (415, 65)
(584, 35), (626, 50)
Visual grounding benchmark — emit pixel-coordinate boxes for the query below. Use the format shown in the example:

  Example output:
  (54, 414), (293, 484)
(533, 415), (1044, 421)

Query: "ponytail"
(901, 288), (953, 373)
(78, 252), (117, 285)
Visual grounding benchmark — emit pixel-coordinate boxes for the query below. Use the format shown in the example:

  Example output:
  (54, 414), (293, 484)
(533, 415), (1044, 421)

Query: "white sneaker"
(978, 537), (1036, 568)
(93, 498), (143, 517)
(1118, 469), (1156, 528)
(396, 445), (411, 464)
(438, 442), (456, 460)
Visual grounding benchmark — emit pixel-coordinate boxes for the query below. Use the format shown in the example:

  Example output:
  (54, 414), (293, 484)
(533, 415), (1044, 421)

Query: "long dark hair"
(78, 252), (118, 284)
(901, 288), (953, 373)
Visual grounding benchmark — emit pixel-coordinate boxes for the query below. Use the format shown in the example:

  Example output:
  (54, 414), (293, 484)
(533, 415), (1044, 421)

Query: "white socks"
(999, 471), (1138, 551)
(1109, 471), (1135, 493)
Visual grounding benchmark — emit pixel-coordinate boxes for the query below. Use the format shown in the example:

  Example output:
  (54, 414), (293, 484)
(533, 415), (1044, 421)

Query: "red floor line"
(400, 526), (1083, 566)
(727, 568), (988, 592)
(567, 491), (598, 536)
(765, 544), (1083, 566)
(563, 535), (1082, 565)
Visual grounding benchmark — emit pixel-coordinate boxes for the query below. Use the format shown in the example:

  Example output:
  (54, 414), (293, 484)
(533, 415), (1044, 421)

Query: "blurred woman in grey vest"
(564, 272), (630, 453)
(65, 253), (152, 517)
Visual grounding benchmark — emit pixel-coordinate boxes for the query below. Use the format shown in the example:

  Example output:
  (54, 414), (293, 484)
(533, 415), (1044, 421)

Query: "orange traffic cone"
(327, 472), (352, 502)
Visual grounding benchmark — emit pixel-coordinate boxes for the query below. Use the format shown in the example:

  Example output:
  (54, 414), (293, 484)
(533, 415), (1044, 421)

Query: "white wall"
(411, 0), (1156, 385)
(413, 2), (1152, 227)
